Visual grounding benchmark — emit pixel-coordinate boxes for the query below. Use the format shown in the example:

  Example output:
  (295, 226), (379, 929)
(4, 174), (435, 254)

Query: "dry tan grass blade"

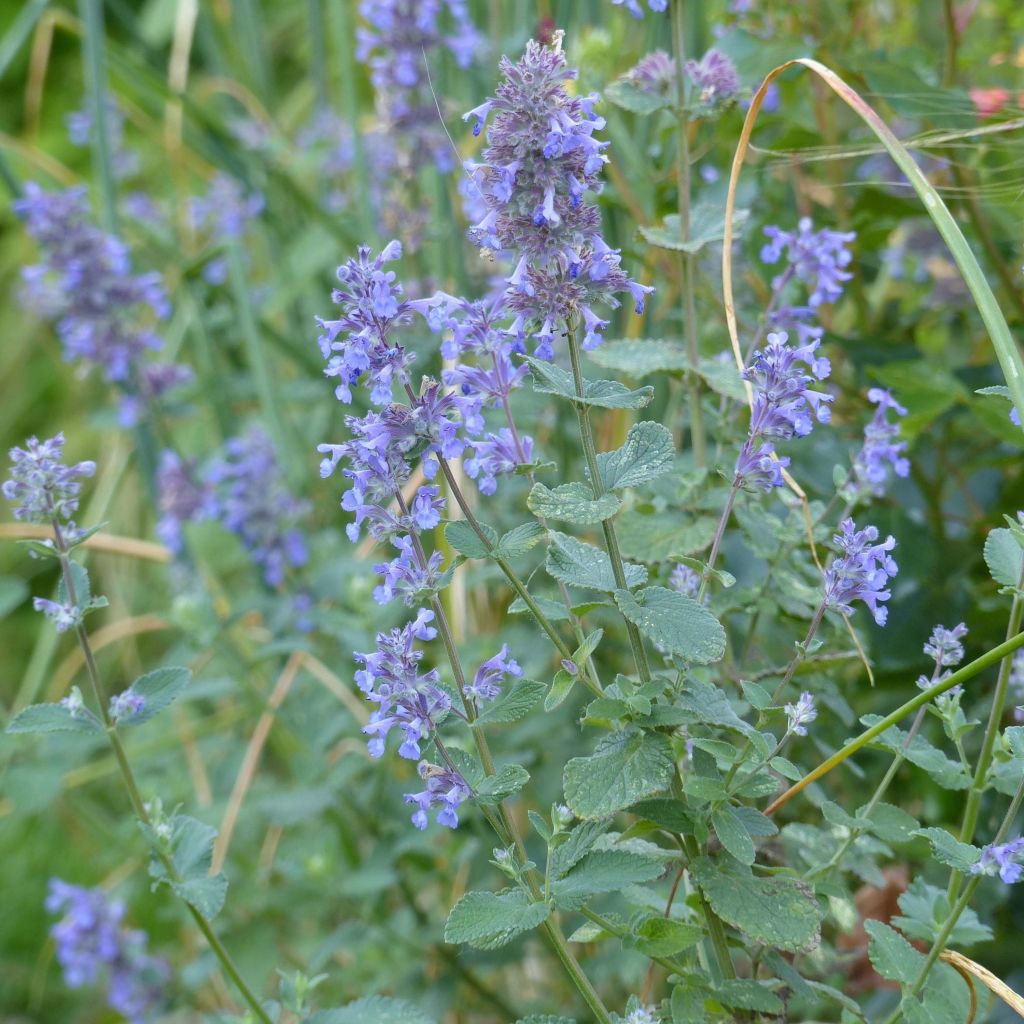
(941, 950), (1024, 1021)
(0, 523), (171, 562)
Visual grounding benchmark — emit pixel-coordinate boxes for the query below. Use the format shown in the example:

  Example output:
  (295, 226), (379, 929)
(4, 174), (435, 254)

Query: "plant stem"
(49, 516), (271, 1024)
(766, 629), (1024, 816)
(565, 320), (652, 682)
(948, 574), (1024, 900)
(670, 0), (706, 467)
(681, 834), (736, 983)
(698, 478), (740, 603)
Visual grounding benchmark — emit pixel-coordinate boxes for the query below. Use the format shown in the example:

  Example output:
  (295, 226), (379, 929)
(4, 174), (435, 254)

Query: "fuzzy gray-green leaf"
(444, 889), (551, 950)
(527, 482), (621, 524)
(614, 586), (726, 663)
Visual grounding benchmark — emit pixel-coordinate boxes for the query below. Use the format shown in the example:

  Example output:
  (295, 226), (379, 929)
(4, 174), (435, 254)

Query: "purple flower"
(465, 428), (532, 495)
(467, 644), (522, 702)
(848, 389), (909, 500)
(463, 41), (651, 354)
(46, 879), (168, 1023)
(822, 518), (898, 625)
(189, 174), (264, 284)
(624, 50), (676, 98)
(610, 0), (668, 17)
(405, 760), (472, 829)
(3, 433), (96, 529)
(33, 597), (82, 632)
(13, 185), (175, 390)
(970, 838), (1024, 884)
(204, 428), (309, 587)
(733, 331), (832, 492)
(684, 50), (740, 108)
(357, 0), (480, 172)
(924, 622), (968, 668)
(669, 563), (701, 598)
(761, 217), (856, 308)
(373, 535), (446, 606)
(784, 691), (817, 736)
(355, 609), (450, 760)
(67, 99), (139, 181)
(1010, 649), (1024, 724)
(155, 450), (210, 555)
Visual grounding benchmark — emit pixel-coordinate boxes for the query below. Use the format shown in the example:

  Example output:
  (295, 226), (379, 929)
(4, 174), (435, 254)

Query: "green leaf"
(861, 802), (919, 844)
(150, 814), (227, 919)
(550, 819), (611, 877)
(476, 764), (530, 804)
(0, 576), (28, 619)
(900, 969), (971, 1024)
(628, 798), (692, 833)
(593, 422), (675, 491)
(615, 587), (726, 664)
(692, 857), (821, 952)
(712, 805), (756, 865)
(552, 850), (663, 910)
(731, 805), (778, 838)
(984, 528), (1024, 589)
(445, 519), (497, 559)
(712, 980), (784, 1014)
(444, 889), (551, 950)
(58, 560), (91, 608)
(115, 667), (191, 726)
(913, 827), (981, 872)
(864, 919), (920, 984)
(860, 715), (970, 790)
(563, 728), (675, 819)
(306, 996), (437, 1024)
(588, 338), (690, 377)
(640, 204), (750, 256)
(691, 357), (747, 402)
(496, 522), (548, 558)
(6, 700), (102, 735)
(508, 593), (572, 621)
(525, 357), (654, 410)
(527, 482), (621, 525)
(475, 679), (546, 725)
(605, 77), (670, 115)
(676, 680), (755, 736)
(634, 917), (704, 957)
(616, 510), (718, 563)
(893, 877), (992, 946)
(515, 1017), (577, 1024)
(546, 532), (647, 592)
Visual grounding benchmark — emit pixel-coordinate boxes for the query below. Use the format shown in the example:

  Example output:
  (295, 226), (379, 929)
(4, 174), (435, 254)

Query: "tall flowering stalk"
(4, 435), (271, 1024)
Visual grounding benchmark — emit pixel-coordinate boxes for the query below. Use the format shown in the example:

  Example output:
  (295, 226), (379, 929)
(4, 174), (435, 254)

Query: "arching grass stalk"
(881, 771), (1024, 1024)
(669, 0), (706, 468)
(565, 319), (652, 683)
(948, 567), (1024, 901)
(766, 629), (1024, 816)
(46, 510), (273, 1024)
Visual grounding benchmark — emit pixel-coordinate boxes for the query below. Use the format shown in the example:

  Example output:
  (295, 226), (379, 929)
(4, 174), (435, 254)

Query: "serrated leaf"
(712, 980), (784, 1014)
(615, 587), (725, 664)
(525, 357), (654, 409)
(150, 814), (227, 919)
(58, 560), (91, 608)
(864, 919), (920, 983)
(861, 802), (919, 844)
(496, 522), (548, 558)
(528, 482), (621, 524)
(639, 204), (749, 256)
(546, 531), (647, 592)
(550, 819), (611, 877)
(593, 422), (675, 491)
(712, 805), (756, 865)
(475, 679), (545, 725)
(445, 519), (497, 559)
(552, 850), (663, 910)
(476, 764), (530, 804)
(732, 805), (779, 838)
(615, 511), (718, 563)
(893, 877), (992, 946)
(588, 338), (690, 377)
(6, 701), (102, 735)
(913, 827), (980, 871)
(115, 666), (191, 726)
(627, 798), (692, 833)
(900, 969), (971, 1024)
(605, 77), (671, 115)
(860, 715), (970, 790)
(676, 679), (755, 736)
(564, 729), (675, 819)
(984, 528), (1024, 588)
(306, 996), (437, 1024)
(444, 889), (551, 950)
(634, 917), (704, 957)
(692, 856), (821, 952)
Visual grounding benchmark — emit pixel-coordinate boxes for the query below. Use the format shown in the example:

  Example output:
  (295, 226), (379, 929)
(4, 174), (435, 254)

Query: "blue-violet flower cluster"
(47, 879), (168, 1023)
(463, 41), (652, 356)
(822, 518), (898, 625)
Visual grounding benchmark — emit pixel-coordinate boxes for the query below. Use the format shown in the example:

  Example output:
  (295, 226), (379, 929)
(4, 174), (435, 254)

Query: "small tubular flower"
(969, 838), (1024, 884)
(761, 217), (856, 308)
(784, 691), (817, 736)
(822, 518), (898, 625)
(847, 388), (909, 501)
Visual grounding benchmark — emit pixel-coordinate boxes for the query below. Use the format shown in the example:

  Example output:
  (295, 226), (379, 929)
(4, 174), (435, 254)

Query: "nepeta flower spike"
(784, 691), (817, 736)
(3, 433), (95, 528)
(463, 40), (652, 355)
(848, 388), (910, 501)
(969, 838), (1024, 884)
(822, 518), (899, 625)
(761, 217), (856, 309)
